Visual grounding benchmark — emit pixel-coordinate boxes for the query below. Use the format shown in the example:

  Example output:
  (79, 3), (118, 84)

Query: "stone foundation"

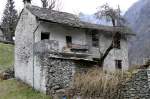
(38, 54), (75, 95)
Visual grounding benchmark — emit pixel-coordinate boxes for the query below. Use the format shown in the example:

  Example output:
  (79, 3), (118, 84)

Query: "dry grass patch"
(73, 68), (133, 99)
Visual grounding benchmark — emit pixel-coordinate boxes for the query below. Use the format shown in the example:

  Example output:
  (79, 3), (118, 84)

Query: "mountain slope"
(125, 0), (150, 65)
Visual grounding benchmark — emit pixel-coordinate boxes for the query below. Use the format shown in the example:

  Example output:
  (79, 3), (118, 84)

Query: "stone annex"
(15, 0), (134, 94)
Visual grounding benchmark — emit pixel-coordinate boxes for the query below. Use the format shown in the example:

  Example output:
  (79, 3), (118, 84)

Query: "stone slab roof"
(26, 5), (134, 35)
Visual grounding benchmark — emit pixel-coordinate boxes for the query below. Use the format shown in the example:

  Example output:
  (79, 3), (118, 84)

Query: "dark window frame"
(92, 31), (99, 47)
(66, 36), (72, 44)
(114, 33), (121, 49)
(115, 60), (122, 69)
(66, 36), (72, 47)
(41, 32), (50, 40)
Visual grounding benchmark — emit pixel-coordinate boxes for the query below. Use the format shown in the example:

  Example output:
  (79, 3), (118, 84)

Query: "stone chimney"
(23, 0), (31, 7)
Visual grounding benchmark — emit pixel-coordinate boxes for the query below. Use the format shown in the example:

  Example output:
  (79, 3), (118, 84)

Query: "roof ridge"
(27, 5), (79, 18)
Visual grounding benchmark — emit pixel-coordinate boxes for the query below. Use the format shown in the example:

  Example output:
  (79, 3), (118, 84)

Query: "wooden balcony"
(34, 40), (90, 58)
(62, 43), (90, 58)
(67, 43), (88, 51)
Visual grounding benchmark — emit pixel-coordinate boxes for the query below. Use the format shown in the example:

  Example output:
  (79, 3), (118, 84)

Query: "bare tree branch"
(95, 3), (125, 27)
(41, 0), (48, 8)
(41, 0), (63, 11)
(95, 4), (125, 66)
(48, 0), (56, 10)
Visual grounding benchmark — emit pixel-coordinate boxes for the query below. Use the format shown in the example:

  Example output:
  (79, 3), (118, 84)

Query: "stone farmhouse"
(15, 0), (134, 94)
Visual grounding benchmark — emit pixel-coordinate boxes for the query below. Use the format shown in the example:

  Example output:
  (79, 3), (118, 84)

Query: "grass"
(0, 43), (51, 99)
(0, 79), (51, 99)
(0, 43), (14, 70)
(73, 68), (133, 99)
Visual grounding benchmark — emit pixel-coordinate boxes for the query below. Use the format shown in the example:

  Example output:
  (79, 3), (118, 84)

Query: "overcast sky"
(0, 0), (139, 22)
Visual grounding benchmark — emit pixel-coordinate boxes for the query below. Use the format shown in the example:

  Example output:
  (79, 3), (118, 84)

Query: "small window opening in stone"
(115, 60), (122, 69)
(92, 30), (99, 47)
(66, 36), (72, 47)
(41, 32), (50, 40)
(93, 58), (100, 62)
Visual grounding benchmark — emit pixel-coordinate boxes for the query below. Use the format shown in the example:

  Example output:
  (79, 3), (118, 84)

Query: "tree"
(41, 0), (48, 8)
(1, 0), (18, 41)
(41, 0), (62, 10)
(95, 3), (125, 66)
(95, 4), (125, 26)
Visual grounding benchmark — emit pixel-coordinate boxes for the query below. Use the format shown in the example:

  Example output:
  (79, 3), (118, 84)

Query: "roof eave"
(37, 18), (134, 35)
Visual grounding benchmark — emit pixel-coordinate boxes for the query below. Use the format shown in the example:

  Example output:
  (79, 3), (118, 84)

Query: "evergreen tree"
(1, 0), (18, 41)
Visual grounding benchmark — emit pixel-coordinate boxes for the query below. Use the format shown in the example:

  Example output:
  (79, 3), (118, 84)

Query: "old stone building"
(15, 0), (134, 94)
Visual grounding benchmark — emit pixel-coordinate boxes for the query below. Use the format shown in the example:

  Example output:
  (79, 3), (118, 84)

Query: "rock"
(1, 68), (14, 80)
(52, 85), (61, 90)
(56, 89), (66, 93)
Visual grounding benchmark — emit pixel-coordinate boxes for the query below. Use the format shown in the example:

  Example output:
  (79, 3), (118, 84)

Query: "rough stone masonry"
(120, 69), (150, 99)
(38, 53), (76, 95)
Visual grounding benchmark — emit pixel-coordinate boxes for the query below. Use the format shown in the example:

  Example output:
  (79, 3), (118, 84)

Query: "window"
(92, 31), (99, 47)
(117, 40), (121, 49)
(93, 58), (100, 62)
(41, 32), (50, 40)
(115, 60), (122, 69)
(114, 39), (121, 49)
(113, 33), (121, 49)
(66, 36), (72, 45)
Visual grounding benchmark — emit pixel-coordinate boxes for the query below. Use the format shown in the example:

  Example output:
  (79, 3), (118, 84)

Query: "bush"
(73, 68), (133, 99)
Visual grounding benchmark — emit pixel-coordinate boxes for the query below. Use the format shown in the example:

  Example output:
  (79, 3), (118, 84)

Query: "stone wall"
(15, 8), (38, 86)
(38, 54), (76, 95)
(147, 69), (150, 88)
(120, 69), (150, 99)
(35, 22), (87, 52)
(86, 32), (129, 71)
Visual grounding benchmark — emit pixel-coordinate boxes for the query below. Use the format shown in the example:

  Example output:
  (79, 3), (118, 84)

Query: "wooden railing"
(63, 43), (89, 55)
(67, 43), (89, 50)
